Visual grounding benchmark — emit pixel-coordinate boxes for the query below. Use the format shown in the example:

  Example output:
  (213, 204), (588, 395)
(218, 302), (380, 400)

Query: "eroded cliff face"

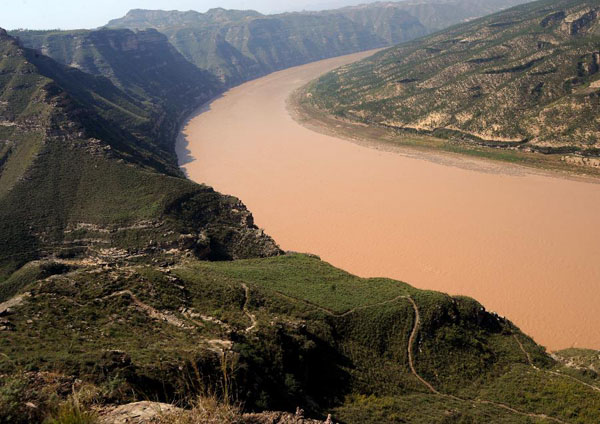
(101, 1), (531, 87)
(307, 0), (600, 155)
(13, 28), (221, 110)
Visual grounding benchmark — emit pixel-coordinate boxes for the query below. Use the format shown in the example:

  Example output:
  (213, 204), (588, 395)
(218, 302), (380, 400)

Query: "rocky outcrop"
(562, 7), (598, 35)
(98, 402), (334, 424)
(562, 155), (600, 168)
(98, 402), (180, 424)
(244, 410), (334, 424)
(165, 189), (282, 260)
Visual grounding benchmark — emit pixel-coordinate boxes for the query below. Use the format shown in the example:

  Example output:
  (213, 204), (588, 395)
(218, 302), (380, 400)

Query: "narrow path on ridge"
(241, 283), (258, 332)
(514, 334), (600, 393)
(406, 297), (567, 423)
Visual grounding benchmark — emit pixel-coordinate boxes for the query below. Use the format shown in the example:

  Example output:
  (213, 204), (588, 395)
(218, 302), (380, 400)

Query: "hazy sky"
(3, 0), (372, 30)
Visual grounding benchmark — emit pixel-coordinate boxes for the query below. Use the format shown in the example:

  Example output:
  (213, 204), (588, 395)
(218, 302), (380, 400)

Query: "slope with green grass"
(306, 0), (600, 159)
(1, 253), (599, 423)
(0, 31), (279, 283)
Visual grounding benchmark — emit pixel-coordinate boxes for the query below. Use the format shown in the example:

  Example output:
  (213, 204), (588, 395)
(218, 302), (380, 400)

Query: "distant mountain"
(103, 1), (529, 86)
(105, 6), (424, 85)
(306, 0), (600, 154)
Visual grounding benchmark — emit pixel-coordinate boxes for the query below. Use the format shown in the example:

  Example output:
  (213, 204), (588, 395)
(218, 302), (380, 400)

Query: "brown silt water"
(177, 51), (600, 351)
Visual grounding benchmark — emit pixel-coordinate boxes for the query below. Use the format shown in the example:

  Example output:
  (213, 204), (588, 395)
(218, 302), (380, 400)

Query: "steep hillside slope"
(0, 30), (278, 283)
(306, 0), (600, 157)
(103, 1), (528, 86)
(336, 0), (530, 32)
(2, 253), (600, 423)
(11, 28), (222, 158)
(105, 6), (424, 85)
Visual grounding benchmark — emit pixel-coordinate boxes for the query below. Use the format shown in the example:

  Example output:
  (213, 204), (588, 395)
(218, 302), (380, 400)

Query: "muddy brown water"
(177, 51), (600, 351)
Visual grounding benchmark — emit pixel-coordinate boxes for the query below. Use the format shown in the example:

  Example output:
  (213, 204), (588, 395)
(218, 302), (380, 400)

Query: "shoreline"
(175, 48), (387, 178)
(287, 86), (600, 184)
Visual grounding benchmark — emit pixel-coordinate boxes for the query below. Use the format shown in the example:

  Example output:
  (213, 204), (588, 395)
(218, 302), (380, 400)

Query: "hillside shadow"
(176, 94), (224, 176)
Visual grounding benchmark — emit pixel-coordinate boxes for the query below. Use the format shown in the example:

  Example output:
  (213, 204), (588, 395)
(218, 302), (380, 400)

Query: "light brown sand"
(177, 51), (600, 351)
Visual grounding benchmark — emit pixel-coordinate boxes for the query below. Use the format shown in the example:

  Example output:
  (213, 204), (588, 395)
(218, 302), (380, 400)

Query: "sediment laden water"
(177, 51), (600, 351)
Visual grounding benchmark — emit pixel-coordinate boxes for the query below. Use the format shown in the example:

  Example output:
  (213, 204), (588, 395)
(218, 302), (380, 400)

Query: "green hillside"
(0, 30), (278, 284)
(2, 253), (600, 423)
(305, 0), (600, 162)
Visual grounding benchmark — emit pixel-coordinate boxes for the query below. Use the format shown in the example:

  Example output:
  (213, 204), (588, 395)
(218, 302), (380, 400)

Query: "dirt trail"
(272, 290), (409, 318)
(0, 293), (29, 313)
(241, 283), (258, 332)
(104, 290), (190, 328)
(269, 290), (568, 421)
(514, 335), (600, 393)
(103, 290), (232, 353)
(405, 296), (440, 395)
(406, 297), (567, 423)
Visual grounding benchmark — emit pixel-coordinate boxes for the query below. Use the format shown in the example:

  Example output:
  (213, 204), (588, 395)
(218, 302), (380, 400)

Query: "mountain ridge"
(102, 0), (529, 85)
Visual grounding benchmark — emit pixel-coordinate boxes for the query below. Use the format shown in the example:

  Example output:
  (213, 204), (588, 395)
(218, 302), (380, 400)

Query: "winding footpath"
(405, 296), (440, 395)
(267, 288), (570, 422)
(241, 283), (258, 333)
(405, 297), (567, 423)
(514, 334), (600, 393)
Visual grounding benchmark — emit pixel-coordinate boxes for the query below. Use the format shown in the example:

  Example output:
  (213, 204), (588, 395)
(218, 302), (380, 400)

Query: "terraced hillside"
(103, 1), (528, 86)
(305, 0), (600, 158)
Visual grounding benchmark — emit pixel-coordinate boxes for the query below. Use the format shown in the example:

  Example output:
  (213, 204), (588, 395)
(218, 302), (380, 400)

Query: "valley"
(2, 0), (600, 421)
(178, 50), (600, 351)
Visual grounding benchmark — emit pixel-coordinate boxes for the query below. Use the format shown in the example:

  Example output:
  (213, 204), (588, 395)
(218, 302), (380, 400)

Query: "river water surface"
(177, 51), (600, 351)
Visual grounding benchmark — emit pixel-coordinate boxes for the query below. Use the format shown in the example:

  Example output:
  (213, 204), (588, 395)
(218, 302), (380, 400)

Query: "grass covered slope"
(0, 30), (279, 281)
(306, 0), (600, 158)
(1, 253), (599, 423)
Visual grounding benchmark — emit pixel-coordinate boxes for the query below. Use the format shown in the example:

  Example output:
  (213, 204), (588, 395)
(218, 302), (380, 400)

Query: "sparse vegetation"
(44, 387), (99, 424)
(156, 396), (244, 424)
(305, 0), (600, 170)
